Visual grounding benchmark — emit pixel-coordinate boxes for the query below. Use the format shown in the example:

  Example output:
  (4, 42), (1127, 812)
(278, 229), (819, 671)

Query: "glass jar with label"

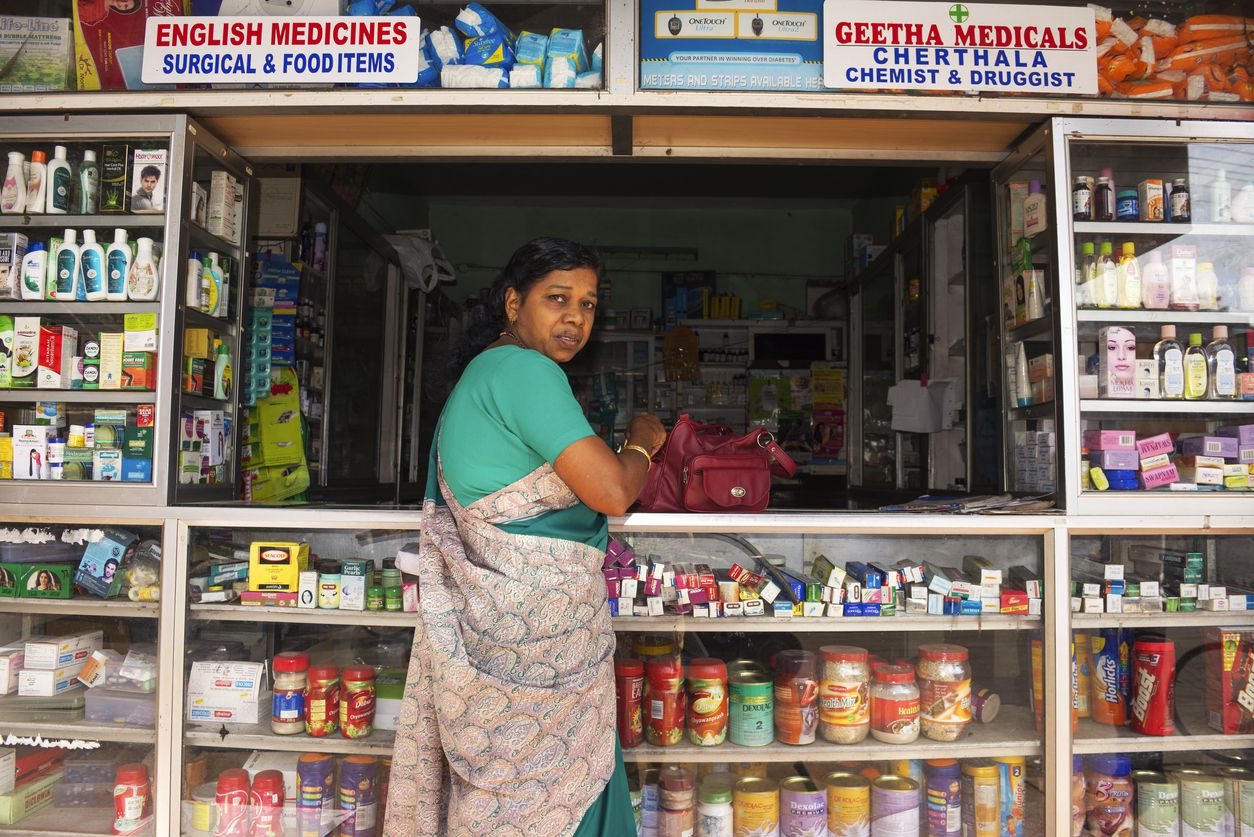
(774, 649), (818, 745)
(271, 651), (309, 735)
(306, 665), (340, 737)
(340, 665), (376, 739)
(917, 644), (972, 742)
(870, 664), (920, 744)
(317, 559), (341, 609)
(818, 645), (870, 744)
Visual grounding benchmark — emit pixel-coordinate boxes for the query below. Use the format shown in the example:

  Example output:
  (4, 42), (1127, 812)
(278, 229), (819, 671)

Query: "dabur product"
(645, 656), (685, 747)
(686, 657), (727, 746)
(1129, 637), (1176, 735)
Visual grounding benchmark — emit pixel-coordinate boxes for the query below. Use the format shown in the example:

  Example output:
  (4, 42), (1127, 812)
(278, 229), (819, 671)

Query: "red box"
(1206, 627), (1254, 735)
(136, 404), (155, 428)
(1000, 590), (1030, 614)
(74, 0), (183, 91)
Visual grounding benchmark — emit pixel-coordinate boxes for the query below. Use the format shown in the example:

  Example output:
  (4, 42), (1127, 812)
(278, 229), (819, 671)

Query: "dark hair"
(450, 237), (604, 376)
(140, 165), (160, 180)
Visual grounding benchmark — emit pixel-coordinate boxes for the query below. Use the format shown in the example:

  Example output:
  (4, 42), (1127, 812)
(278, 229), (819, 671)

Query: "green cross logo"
(949, 3), (970, 22)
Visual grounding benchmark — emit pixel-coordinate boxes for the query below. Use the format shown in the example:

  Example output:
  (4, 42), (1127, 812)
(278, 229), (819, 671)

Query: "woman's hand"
(627, 414), (667, 457)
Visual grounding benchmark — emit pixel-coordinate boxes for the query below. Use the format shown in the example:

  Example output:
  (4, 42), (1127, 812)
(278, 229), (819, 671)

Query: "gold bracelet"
(620, 444), (653, 468)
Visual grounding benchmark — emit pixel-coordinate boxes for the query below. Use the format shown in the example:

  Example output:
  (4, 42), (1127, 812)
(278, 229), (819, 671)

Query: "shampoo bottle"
(1023, 179), (1048, 237)
(1116, 242), (1141, 309)
(186, 250), (204, 309)
(106, 229), (131, 302)
(54, 229), (80, 300)
(1096, 241), (1117, 308)
(1142, 251), (1170, 309)
(19, 243), (46, 300)
(76, 150), (99, 215)
(1213, 169), (1232, 223)
(1154, 325), (1184, 400)
(206, 252), (225, 317)
(1207, 325), (1237, 400)
(1197, 261), (1220, 311)
(127, 236), (159, 301)
(25, 151), (46, 215)
(1, 152), (26, 214)
(1015, 341), (1031, 406)
(213, 339), (232, 400)
(1184, 332), (1209, 400)
(79, 229), (106, 301)
(45, 145), (71, 214)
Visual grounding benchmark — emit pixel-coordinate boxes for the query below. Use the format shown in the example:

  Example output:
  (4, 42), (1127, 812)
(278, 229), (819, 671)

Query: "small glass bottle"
(1184, 332), (1209, 400)
(1154, 325), (1185, 400)
(1072, 176), (1092, 221)
(1169, 177), (1190, 222)
(1094, 176), (1115, 222)
(1207, 325), (1238, 400)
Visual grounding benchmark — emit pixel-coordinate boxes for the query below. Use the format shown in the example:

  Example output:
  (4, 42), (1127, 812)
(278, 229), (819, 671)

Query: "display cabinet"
(0, 513), (176, 837)
(997, 117), (1254, 513)
(0, 114), (252, 505)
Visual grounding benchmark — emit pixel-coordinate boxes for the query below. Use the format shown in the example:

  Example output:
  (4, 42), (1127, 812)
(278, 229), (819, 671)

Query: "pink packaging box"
(1097, 450), (1139, 471)
(1217, 425), (1254, 446)
(1141, 463), (1180, 489)
(1136, 433), (1175, 460)
(1084, 430), (1137, 451)
(1181, 436), (1239, 460)
(1098, 326), (1137, 399)
(644, 577), (662, 597)
(605, 579), (620, 598)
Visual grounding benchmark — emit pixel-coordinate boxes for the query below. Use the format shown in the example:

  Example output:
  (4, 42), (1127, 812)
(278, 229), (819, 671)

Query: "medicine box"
(0, 748), (12, 795)
(186, 661), (266, 724)
(99, 144), (129, 212)
(0, 648), (22, 695)
(24, 630), (102, 669)
(37, 324), (76, 389)
(1138, 179), (1164, 222)
(247, 541), (309, 593)
(339, 559), (368, 611)
(0, 768), (61, 826)
(98, 332), (123, 389)
(11, 425), (49, 480)
(11, 316), (39, 385)
(121, 351), (156, 390)
(123, 313), (157, 352)
(18, 660), (88, 696)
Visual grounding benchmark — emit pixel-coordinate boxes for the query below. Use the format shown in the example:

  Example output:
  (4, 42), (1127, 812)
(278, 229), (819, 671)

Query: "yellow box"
(184, 328), (211, 359)
(248, 541), (309, 593)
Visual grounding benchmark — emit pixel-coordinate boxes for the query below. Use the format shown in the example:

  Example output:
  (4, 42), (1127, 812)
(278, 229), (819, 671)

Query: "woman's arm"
(554, 414), (666, 516)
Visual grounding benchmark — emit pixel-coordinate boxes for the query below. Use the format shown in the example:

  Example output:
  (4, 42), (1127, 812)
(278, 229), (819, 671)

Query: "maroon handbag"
(634, 414), (798, 513)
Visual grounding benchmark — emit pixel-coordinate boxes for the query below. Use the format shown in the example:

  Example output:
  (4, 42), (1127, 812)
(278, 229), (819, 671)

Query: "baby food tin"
(871, 776), (919, 836)
(1180, 773), (1225, 836)
(962, 760), (1000, 837)
(779, 776), (824, 837)
(924, 760), (962, 837)
(733, 777), (779, 837)
(992, 756), (1026, 837)
(1222, 767), (1254, 836)
(729, 671), (774, 747)
(825, 772), (870, 837)
(1131, 770), (1178, 837)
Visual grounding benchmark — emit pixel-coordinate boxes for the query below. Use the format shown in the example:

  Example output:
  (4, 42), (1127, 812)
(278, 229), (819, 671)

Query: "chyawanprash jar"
(870, 663), (920, 744)
(686, 658), (728, 747)
(306, 665), (340, 737)
(340, 666), (376, 739)
(818, 645), (870, 744)
(645, 656), (685, 747)
(917, 644), (971, 742)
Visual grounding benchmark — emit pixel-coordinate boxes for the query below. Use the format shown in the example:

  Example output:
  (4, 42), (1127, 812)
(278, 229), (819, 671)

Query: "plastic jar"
(366, 585), (384, 611)
(917, 644), (972, 742)
(317, 560), (341, 609)
(870, 664), (920, 744)
(696, 776), (734, 837)
(615, 658), (644, 748)
(686, 657), (728, 747)
(658, 765), (695, 837)
(774, 649), (818, 745)
(271, 651), (309, 735)
(1116, 189), (1139, 221)
(382, 567), (402, 612)
(112, 763), (151, 836)
(340, 666), (376, 739)
(1070, 756), (1085, 837)
(645, 657), (685, 747)
(634, 635), (676, 663)
(818, 645), (870, 744)
(306, 665), (340, 737)
(1084, 754), (1132, 837)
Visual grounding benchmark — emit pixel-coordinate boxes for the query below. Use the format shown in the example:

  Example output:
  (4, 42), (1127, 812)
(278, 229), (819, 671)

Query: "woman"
(387, 238), (666, 836)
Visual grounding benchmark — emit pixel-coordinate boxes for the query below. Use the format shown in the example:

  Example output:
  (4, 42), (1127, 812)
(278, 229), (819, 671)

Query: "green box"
(62, 448), (92, 480)
(0, 768), (63, 825)
(124, 425), (153, 459)
(15, 563), (73, 599)
(100, 144), (130, 213)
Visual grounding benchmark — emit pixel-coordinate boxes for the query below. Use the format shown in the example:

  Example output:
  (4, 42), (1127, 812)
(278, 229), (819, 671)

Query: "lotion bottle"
(206, 252), (224, 317)
(45, 145), (71, 214)
(106, 229), (131, 302)
(213, 339), (232, 400)
(186, 250), (204, 309)
(1116, 242), (1141, 309)
(1207, 325), (1237, 400)
(127, 236), (159, 301)
(1213, 169), (1232, 223)
(19, 242), (46, 300)
(54, 228), (80, 300)
(1184, 332), (1209, 400)
(1142, 251), (1170, 309)
(1154, 325), (1184, 400)
(79, 229), (106, 301)
(1096, 242), (1117, 308)
(1, 152), (26, 214)
(25, 150), (46, 215)
(76, 150), (99, 214)
(1197, 262), (1220, 311)
(1076, 241), (1097, 308)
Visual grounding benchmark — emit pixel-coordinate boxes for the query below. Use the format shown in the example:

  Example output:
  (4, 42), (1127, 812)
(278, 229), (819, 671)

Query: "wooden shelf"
(187, 223), (242, 258)
(2, 597), (158, 619)
(185, 720), (395, 756)
(1074, 702), (1254, 754)
(613, 614), (1039, 633)
(183, 307), (236, 335)
(190, 603), (415, 627)
(0, 717), (155, 745)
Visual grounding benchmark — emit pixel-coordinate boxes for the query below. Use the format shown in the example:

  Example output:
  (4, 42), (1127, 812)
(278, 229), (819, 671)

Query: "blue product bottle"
(79, 229), (105, 301)
(54, 228), (80, 300)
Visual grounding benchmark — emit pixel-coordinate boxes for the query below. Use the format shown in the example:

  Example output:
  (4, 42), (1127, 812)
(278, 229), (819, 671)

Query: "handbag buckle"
(730, 486), (746, 498)
(757, 431), (775, 448)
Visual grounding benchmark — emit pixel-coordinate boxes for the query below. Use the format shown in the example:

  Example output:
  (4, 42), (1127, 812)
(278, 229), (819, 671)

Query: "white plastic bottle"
(127, 236), (159, 301)
(78, 229), (106, 301)
(1096, 242), (1117, 308)
(1116, 242), (1141, 309)
(105, 229), (131, 302)
(1015, 341), (1031, 406)
(1213, 168), (1232, 223)
(206, 252), (225, 317)
(1207, 325), (1237, 400)
(1197, 261), (1220, 311)
(54, 228), (80, 300)
(76, 150), (99, 214)
(1142, 251), (1170, 309)
(1, 151), (26, 214)
(19, 242), (46, 300)
(45, 145), (72, 214)
(1239, 267), (1254, 311)
(186, 250), (204, 310)
(25, 150), (46, 215)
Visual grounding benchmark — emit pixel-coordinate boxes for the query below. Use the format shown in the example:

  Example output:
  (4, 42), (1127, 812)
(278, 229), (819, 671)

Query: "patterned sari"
(384, 458), (617, 836)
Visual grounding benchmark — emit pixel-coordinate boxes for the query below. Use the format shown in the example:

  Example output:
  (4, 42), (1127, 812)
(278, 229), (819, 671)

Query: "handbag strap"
(757, 431), (798, 478)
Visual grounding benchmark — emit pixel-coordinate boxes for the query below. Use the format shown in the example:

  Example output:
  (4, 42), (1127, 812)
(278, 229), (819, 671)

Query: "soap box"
(1141, 463), (1180, 489)
(1181, 435), (1239, 459)
(1096, 450), (1138, 471)
(1085, 430), (1137, 451)
(1218, 424), (1254, 448)
(1136, 433), (1175, 461)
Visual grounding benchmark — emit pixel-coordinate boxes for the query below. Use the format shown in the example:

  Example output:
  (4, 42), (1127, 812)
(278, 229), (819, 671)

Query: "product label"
(871, 693), (921, 738)
(819, 679), (870, 726)
(1186, 353), (1209, 399)
(273, 687), (305, 720)
(341, 687), (375, 738)
(686, 678), (728, 745)
(919, 678), (971, 724)
(1216, 348), (1236, 396)
(729, 691), (773, 746)
(1073, 187), (1091, 218)
(306, 684), (340, 736)
(107, 250), (127, 295)
(1163, 349), (1184, 396)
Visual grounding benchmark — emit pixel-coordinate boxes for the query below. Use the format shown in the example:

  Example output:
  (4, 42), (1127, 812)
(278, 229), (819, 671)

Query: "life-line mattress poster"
(642, 0), (1254, 99)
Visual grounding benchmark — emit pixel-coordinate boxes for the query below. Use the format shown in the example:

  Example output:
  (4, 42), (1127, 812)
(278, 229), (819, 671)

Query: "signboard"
(640, 0), (824, 91)
(823, 1), (1096, 94)
(141, 16), (422, 85)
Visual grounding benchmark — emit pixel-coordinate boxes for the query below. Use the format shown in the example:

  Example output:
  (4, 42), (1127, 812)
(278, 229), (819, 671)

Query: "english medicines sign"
(823, 1), (1097, 94)
(141, 16), (423, 85)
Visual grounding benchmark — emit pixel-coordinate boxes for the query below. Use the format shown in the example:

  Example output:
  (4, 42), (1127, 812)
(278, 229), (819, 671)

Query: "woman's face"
(505, 267), (598, 364)
(1108, 327), (1136, 385)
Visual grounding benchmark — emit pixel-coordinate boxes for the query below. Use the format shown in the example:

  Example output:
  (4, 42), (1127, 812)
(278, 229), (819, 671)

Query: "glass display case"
(1067, 525), (1254, 837)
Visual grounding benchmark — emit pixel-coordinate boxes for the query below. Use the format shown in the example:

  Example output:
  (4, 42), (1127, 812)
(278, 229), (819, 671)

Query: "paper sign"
(142, 16), (422, 84)
(823, 1), (1096, 94)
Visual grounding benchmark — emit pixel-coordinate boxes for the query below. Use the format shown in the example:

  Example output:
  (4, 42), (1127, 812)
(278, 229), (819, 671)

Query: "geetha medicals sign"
(141, 17), (422, 85)
(823, 1), (1096, 94)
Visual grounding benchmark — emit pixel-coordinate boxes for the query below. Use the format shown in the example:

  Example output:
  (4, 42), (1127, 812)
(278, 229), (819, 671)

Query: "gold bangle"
(620, 444), (653, 468)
